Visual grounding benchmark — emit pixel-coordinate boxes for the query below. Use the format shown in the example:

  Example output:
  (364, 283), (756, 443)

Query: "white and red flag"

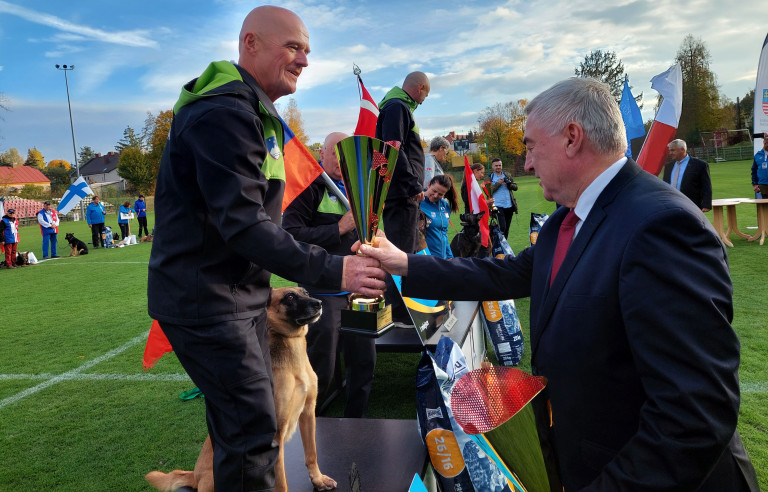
(464, 157), (490, 247)
(637, 63), (683, 175)
(354, 74), (379, 137)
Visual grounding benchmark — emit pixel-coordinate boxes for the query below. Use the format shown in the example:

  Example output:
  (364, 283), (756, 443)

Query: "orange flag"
(142, 320), (173, 371)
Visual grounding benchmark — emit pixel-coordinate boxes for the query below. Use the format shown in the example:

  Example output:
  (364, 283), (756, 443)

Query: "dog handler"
(147, 7), (386, 490)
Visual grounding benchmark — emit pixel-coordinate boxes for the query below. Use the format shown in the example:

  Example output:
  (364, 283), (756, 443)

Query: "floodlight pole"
(56, 64), (84, 219)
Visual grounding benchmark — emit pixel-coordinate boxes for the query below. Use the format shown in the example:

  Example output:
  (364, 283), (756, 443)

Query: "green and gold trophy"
(336, 135), (399, 334)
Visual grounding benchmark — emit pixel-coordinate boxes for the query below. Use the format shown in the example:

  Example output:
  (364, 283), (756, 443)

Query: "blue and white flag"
(57, 176), (94, 215)
(619, 77), (645, 158)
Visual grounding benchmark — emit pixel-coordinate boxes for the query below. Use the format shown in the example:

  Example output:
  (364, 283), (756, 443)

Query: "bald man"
(376, 71), (430, 254)
(283, 132), (377, 418)
(148, 7), (385, 490)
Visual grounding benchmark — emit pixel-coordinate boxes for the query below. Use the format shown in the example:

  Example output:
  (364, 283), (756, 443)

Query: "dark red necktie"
(550, 210), (579, 286)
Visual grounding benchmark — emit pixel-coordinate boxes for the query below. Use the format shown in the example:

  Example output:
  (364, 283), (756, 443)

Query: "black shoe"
(51, 255), (60, 258)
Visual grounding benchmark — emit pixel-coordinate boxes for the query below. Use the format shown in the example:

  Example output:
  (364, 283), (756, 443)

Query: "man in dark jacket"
(147, 7), (385, 490)
(283, 132), (376, 418)
(376, 71), (430, 254)
(663, 139), (712, 212)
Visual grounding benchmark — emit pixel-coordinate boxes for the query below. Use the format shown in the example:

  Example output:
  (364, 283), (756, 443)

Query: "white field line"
(0, 373), (189, 382)
(0, 332), (166, 410)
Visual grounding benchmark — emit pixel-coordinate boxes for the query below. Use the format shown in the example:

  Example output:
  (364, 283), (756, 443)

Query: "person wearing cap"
(1, 208), (20, 268)
(37, 200), (60, 259)
(134, 194), (148, 238)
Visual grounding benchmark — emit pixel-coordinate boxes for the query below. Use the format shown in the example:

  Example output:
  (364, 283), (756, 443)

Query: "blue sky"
(0, 0), (765, 164)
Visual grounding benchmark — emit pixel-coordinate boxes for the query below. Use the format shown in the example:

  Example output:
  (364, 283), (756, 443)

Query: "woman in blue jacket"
(420, 174), (459, 259)
(117, 201), (134, 239)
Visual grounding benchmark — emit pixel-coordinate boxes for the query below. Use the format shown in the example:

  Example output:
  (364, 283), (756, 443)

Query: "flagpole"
(56, 64), (85, 220)
(320, 172), (350, 210)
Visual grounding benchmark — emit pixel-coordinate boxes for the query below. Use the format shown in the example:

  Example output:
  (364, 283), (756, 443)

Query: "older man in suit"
(362, 77), (758, 491)
(663, 139), (712, 212)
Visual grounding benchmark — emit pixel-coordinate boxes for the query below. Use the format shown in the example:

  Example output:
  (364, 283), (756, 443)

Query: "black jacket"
(662, 156), (712, 209)
(148, 63), (342, 325)
(376, 98), (424, 200)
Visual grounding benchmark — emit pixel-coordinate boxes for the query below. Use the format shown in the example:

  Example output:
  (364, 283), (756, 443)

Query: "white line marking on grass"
(43, 261), (148, 265)
(0, 333), (149, 410)
(0, 373), (189, 382)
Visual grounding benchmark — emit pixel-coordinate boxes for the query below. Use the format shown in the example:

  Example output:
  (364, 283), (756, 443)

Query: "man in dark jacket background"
(147, 7), (385, 490)
(663, 139), (712, 212)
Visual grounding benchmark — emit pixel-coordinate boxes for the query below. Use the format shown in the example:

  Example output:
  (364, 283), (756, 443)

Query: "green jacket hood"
(379, 86), (419, 113)
(174, 61), (265, 115)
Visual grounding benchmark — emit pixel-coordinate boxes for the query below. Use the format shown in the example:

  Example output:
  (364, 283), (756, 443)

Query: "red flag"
(464, 157), (490, 247)
(637, 64), (682, 175)
(281, 118), (324, 212)
(353, 76), (379, 137)
(142, 320), (173, 371)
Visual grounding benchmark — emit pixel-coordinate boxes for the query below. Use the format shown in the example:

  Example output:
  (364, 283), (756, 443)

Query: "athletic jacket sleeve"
(282, 181), (343, 250)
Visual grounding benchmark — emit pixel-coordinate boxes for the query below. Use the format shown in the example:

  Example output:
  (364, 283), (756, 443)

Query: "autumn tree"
(116, 110), (172, 194)
(46, 159), (71, 171)
(280, 98), (309, 144)
(674, 35), (729, 143)
(0, 148), (24, 167)
(575, 49), (642, 107)
(115, 126), (144, 153)
(78, 146), (96, 167)
(25, 148), (46, 169)
(42, 165), (71, 194)
(477, 99), (527, 171)
(737, 89), (754, 130)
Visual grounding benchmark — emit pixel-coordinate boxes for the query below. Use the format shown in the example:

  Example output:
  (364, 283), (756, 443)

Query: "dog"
(15, 251), (29, 266)
(145, 287), (336, 492)
(140, 234), (154, 243)
(450, 211), (486, 258)
(65, 233), (89, 256)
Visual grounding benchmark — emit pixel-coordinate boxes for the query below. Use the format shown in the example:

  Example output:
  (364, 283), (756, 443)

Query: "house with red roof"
(0, 166), (51, 193)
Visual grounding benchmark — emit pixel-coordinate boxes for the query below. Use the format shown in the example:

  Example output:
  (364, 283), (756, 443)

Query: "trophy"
(336, 135), (399, 334)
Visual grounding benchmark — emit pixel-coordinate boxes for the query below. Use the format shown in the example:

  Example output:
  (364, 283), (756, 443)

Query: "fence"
(2, 192), (153, 226)
(690, 145), (755, 163)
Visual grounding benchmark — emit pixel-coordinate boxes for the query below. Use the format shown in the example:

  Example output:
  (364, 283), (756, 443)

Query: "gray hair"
(525, 77), (626, 156)
(430, 136), (450, 152)
(668, 139), (687, 151)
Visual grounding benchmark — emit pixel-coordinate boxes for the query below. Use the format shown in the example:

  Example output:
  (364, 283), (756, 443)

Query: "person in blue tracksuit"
(751, 134), (768, 197)
(420, 174), (459, 259)
(86, 196), (106, 248)
(134, 194), (148, 237)
(117, 201), (134, 239)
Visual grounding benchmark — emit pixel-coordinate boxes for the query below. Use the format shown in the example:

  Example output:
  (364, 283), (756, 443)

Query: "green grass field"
(0, 160), (765, 490)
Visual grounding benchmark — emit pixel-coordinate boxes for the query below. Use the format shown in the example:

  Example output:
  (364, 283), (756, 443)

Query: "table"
(743, 198), (768, 245)
(711, 198), (752, 247)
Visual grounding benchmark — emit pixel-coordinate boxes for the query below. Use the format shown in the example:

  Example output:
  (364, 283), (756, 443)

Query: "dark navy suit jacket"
(403, 160), (757, 490)
(662, 156), (712, 210)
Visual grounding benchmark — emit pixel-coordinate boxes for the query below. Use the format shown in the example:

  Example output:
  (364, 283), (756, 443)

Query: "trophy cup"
(336, 135), (399, 334)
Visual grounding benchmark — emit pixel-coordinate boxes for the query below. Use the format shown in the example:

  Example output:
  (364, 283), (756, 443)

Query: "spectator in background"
(283, 131), (376, 418)
(461, 163), (494, 214)
(118, 201), (134, 239)
(86, 196), (106, 248)
(423, 136), (450, 189)
(1, 208), (19, 268)
(135, 194), (149, 238)
(37, 201), (60, 259)
(751, 134), (768, 197)
(420, 174), (458, 259)
(663, 139), (712, 212)
(489, 158), (518, 238)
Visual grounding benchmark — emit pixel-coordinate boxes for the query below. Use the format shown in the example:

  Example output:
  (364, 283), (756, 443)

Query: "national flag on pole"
(619, 76), (645, 158)
(280, 117), (324, 212)
(354, 75), (379, 137)
(464, 157), (490, 247)
(637, 63), (683, 175)
(142, 320), (173, 371)
(57, 176), (94, 215)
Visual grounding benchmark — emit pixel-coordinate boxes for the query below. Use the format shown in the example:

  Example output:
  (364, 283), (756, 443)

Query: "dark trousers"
(383, 196), (420, 253)
(118, 222), (129, 239)
(91, 223), (104, 248)
(162, 313), (278, 491)
(497, 206), (514, 238)
(306, 294), (376, 418)
(137, 216), (149, 237)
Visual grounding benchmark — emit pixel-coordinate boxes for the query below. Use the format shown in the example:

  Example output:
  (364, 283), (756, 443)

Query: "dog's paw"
(310, 473), (337, 491)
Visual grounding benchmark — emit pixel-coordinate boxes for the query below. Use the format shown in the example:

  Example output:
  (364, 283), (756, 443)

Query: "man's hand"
(358, 230), (409, 277)
(702, 208), (711, 213)
(338, 211), (356, 236)
(341, 254), (386, 297)
(88, 224), (92, 228)
(486, 197), (495, 208)
(754, 184), (761, 193)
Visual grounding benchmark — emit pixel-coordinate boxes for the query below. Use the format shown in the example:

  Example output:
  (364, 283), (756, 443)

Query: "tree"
(140, 110), (173, 194)
(25, 148), (46, 169)
(575, 49), (642, 107)
(117, 146), (154, 193)
(0, 148), (24, 167)
(477, 99), (527, 170)
(280, 98), (309, 144)
(115, 126), (144, 153)
(738, 89), (755, 130)
(42, 165), (71, 195)
(675, 35), (729, 143)
(46, 159), (71, 171)
(78, 146), (96, 167)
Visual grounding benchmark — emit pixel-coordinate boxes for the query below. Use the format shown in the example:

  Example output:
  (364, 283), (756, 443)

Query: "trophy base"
(340, 299), (393, 337)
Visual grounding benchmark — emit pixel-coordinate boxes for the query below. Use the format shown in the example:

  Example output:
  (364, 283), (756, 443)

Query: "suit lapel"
(531, 160), (642, 359)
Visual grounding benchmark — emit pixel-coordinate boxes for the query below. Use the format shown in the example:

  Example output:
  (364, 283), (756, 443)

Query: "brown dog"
(145, 287), (337, 491)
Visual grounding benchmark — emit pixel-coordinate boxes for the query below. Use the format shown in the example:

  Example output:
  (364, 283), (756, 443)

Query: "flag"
(354, 75), (379, 137)
(619, 76), (645, 158)
(754, 33), (768, 154)
(142, 320), (173, 371)
(57, 176), (94, 215)
(464, 157), (490, 247)
(637, 63), (683, 175)
(281, 117), (324, 212)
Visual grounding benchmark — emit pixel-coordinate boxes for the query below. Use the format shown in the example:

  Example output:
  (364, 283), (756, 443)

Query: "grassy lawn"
(0, 160), (765, 490)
